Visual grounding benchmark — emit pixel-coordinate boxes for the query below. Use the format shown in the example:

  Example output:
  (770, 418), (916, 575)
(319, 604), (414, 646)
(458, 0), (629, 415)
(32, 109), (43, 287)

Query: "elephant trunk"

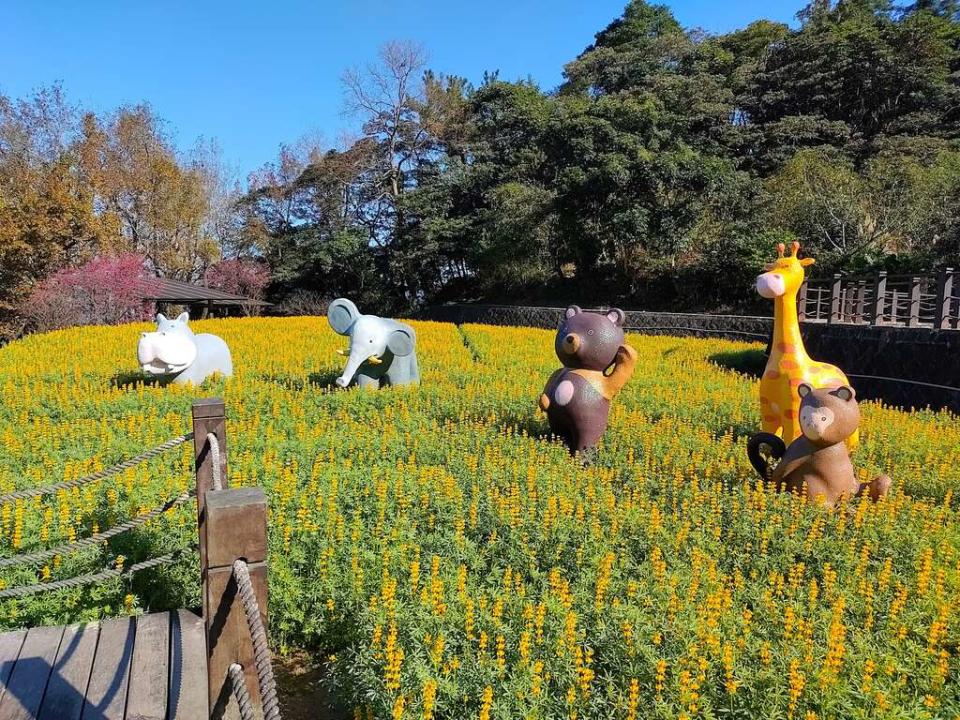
(336, 346), (368, 387)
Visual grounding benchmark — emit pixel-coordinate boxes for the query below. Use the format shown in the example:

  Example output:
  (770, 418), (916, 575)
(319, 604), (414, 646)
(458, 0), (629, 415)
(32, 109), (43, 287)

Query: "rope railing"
(227, 663), (258, 720)
(207, 432), (223, 491)
(232, 558), (281, 720)
(0, 549), (188, 599)
(0, 432), (194, 504)
(0, 431), (198, 600)
(0, 489), (196, 569)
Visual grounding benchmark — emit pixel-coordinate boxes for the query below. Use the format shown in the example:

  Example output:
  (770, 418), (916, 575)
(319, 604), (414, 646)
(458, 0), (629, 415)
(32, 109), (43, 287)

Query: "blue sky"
(3, 1), (799, 180)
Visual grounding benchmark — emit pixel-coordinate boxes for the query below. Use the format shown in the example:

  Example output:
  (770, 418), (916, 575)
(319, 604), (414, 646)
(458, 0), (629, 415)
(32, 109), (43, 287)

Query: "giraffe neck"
(772, 294), (809, 362)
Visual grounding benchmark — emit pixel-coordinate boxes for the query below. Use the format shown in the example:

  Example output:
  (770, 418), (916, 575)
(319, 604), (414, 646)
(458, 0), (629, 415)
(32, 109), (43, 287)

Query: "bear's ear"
(328, 298), (360, 335)
(605, 308), (625, 326)
(797, 382), (813, 398)
(156, 313), (167, 323)
(833, 385), (855, 402)
(564, 305), (582, 319)
(176, 312), (190, 324)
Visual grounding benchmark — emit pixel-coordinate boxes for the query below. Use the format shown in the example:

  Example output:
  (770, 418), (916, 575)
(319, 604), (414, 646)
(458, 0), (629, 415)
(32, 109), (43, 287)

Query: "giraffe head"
(756, 241), (815, 299)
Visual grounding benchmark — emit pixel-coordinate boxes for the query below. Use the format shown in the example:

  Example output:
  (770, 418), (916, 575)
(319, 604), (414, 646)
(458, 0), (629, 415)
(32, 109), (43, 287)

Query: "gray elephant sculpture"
(137, 312), (233, 385)
(328, 298), (419, 388)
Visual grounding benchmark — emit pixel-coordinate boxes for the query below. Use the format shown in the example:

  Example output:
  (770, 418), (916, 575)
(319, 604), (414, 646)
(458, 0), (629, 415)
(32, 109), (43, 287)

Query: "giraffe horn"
(792, 241), (800, 256)
(777, 243), (785, 258)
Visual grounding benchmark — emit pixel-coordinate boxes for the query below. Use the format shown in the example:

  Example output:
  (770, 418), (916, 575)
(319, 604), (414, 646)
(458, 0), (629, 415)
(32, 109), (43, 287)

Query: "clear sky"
(2, 0), (800, 180)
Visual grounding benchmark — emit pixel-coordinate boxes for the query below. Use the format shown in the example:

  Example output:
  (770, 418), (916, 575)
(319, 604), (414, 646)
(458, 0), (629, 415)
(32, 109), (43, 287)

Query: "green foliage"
(233, 0), (960, 312)
(2, 318), (959, 718)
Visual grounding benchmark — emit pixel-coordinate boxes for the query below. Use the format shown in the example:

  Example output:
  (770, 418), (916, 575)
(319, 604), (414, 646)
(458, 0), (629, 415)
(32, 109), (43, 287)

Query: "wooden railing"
(192, 398), (274, 720)
(799, 268), (957, 329)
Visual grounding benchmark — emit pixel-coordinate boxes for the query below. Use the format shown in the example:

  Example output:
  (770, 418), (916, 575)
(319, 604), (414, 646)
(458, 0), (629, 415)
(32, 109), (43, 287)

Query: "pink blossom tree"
(21, 253), (160, 331)
(204, 259), (270, 316)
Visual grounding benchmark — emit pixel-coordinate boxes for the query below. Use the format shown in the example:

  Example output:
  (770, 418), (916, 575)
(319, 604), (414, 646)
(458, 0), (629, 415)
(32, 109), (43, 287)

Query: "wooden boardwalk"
(0, 610), (207, 720)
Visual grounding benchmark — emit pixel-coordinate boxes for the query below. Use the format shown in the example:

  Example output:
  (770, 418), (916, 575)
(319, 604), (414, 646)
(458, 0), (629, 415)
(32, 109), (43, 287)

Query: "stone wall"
(419, 304), (960, 413)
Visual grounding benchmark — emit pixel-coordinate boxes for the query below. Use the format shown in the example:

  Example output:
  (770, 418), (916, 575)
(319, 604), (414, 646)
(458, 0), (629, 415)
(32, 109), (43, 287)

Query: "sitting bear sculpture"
(747, 383), (891, 508)
(137, 312), (233, 386)
(539, 305), (637, 455)
(328, 298), (419, 389)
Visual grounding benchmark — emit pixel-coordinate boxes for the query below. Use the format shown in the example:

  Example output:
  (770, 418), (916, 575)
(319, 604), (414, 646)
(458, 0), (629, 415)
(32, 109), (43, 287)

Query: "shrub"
(275, 289), (330, 317)
(203, 259), (270, 316)
(20, 253), (159, 331)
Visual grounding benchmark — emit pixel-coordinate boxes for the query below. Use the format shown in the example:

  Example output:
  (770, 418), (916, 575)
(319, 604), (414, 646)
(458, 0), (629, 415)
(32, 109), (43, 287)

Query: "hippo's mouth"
(141, 359), (189, 375)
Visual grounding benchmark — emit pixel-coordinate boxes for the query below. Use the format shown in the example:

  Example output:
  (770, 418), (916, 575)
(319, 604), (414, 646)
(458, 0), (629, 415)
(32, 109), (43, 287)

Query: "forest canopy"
(3, 0), (959, 332)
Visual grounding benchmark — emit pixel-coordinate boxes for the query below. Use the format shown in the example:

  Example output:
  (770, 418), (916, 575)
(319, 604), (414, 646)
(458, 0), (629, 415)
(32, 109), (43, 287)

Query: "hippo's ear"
(564, 305), (582, 319)
(605, 308), (625, 326)
(156, 313), (167, 323)
(387, 326), (415, 357)
(176, 312), (190, 324)
(797, 382), (813, 398)
(328, 298), (360, 335)
(833, 385), (855, 402)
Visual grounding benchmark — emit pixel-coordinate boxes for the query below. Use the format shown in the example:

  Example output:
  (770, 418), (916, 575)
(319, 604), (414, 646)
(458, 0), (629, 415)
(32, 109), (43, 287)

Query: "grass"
(0, 317), (957, 718)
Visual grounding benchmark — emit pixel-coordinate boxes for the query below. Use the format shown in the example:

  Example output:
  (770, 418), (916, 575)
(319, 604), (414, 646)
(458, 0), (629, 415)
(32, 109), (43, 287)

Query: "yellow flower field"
(0, 317), (958, 718)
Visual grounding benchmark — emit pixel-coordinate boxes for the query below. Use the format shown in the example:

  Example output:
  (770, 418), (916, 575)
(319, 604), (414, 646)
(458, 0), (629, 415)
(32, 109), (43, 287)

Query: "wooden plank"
(167, 609), (208, 720)
(37, 623), (99, 720)
(82, 616), (135, 720)
(0, 624), (64, 720)
(0, 631), (27, 705)
(125, 613), (169, 720)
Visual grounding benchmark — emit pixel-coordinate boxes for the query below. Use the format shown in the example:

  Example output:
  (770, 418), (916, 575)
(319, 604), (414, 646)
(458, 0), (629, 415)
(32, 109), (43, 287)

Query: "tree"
(743, 1), (960, 170)
(204, 259), (270, 316)
(341, 41), (434, 301)
(79, 105), (220, 280)
(0, 86), (118, 334)
(19, 253), (159, 331)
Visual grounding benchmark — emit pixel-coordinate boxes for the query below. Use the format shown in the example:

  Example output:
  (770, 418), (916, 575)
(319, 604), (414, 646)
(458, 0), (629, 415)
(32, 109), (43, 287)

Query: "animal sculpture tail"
(747, 432), (786, 481)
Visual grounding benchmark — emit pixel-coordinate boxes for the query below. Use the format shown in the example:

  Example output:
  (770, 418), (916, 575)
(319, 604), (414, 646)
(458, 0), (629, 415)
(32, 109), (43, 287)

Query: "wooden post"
(829, 274), (842, 324)
(935, 267), (955, 330)
(908, 276), (922, 327)
(854, 280), (866, 324)
(797, 282), (807, 323)
(192, 399), (227, 625)
(873, 272), (887, 326)
(204, 487), (268, 720)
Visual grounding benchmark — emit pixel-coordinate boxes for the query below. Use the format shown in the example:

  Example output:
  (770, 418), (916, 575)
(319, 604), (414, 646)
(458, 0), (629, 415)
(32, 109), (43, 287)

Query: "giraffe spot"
(777, 342), (797, 353)
(764, 370), (780, 380)
(760, 396), (770, 405)
(780, 359), (798, 371)
(789, 377), (803, 386)
(763, 415), (779, 423)
(782, 408), (795, 419)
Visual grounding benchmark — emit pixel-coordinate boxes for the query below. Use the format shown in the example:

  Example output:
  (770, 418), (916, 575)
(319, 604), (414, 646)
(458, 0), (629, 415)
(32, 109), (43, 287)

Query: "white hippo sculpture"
(137, 312), (233, 385)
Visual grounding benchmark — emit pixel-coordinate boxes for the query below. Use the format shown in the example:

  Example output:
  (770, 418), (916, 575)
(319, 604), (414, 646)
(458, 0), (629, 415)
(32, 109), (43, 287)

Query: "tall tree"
(0, 86), (116, 331)
(79, 105), (220, 279)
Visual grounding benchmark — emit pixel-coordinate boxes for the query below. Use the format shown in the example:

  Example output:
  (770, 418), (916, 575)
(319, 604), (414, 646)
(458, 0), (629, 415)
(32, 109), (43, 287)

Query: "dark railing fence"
(800, 268), (957, 329)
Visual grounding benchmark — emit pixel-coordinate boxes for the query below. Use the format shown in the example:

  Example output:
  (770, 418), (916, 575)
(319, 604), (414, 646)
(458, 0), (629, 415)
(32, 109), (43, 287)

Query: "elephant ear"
(328, 298), (360, 335)
(387, 325), (416, 357)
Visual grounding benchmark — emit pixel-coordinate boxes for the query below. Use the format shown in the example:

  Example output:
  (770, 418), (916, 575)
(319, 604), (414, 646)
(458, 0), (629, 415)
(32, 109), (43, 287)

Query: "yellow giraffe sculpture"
(756, 241), (858, 449)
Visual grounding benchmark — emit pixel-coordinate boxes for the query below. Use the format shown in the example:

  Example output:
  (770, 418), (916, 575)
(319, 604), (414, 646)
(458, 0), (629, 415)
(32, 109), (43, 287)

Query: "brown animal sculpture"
(539, 306), (637, 456)
(747, 383), (891, 508)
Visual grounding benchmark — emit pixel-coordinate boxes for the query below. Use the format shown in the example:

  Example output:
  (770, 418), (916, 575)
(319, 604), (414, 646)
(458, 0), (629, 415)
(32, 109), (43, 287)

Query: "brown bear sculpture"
(747, 383), (891, 508)
(539, 306), (637, 456)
